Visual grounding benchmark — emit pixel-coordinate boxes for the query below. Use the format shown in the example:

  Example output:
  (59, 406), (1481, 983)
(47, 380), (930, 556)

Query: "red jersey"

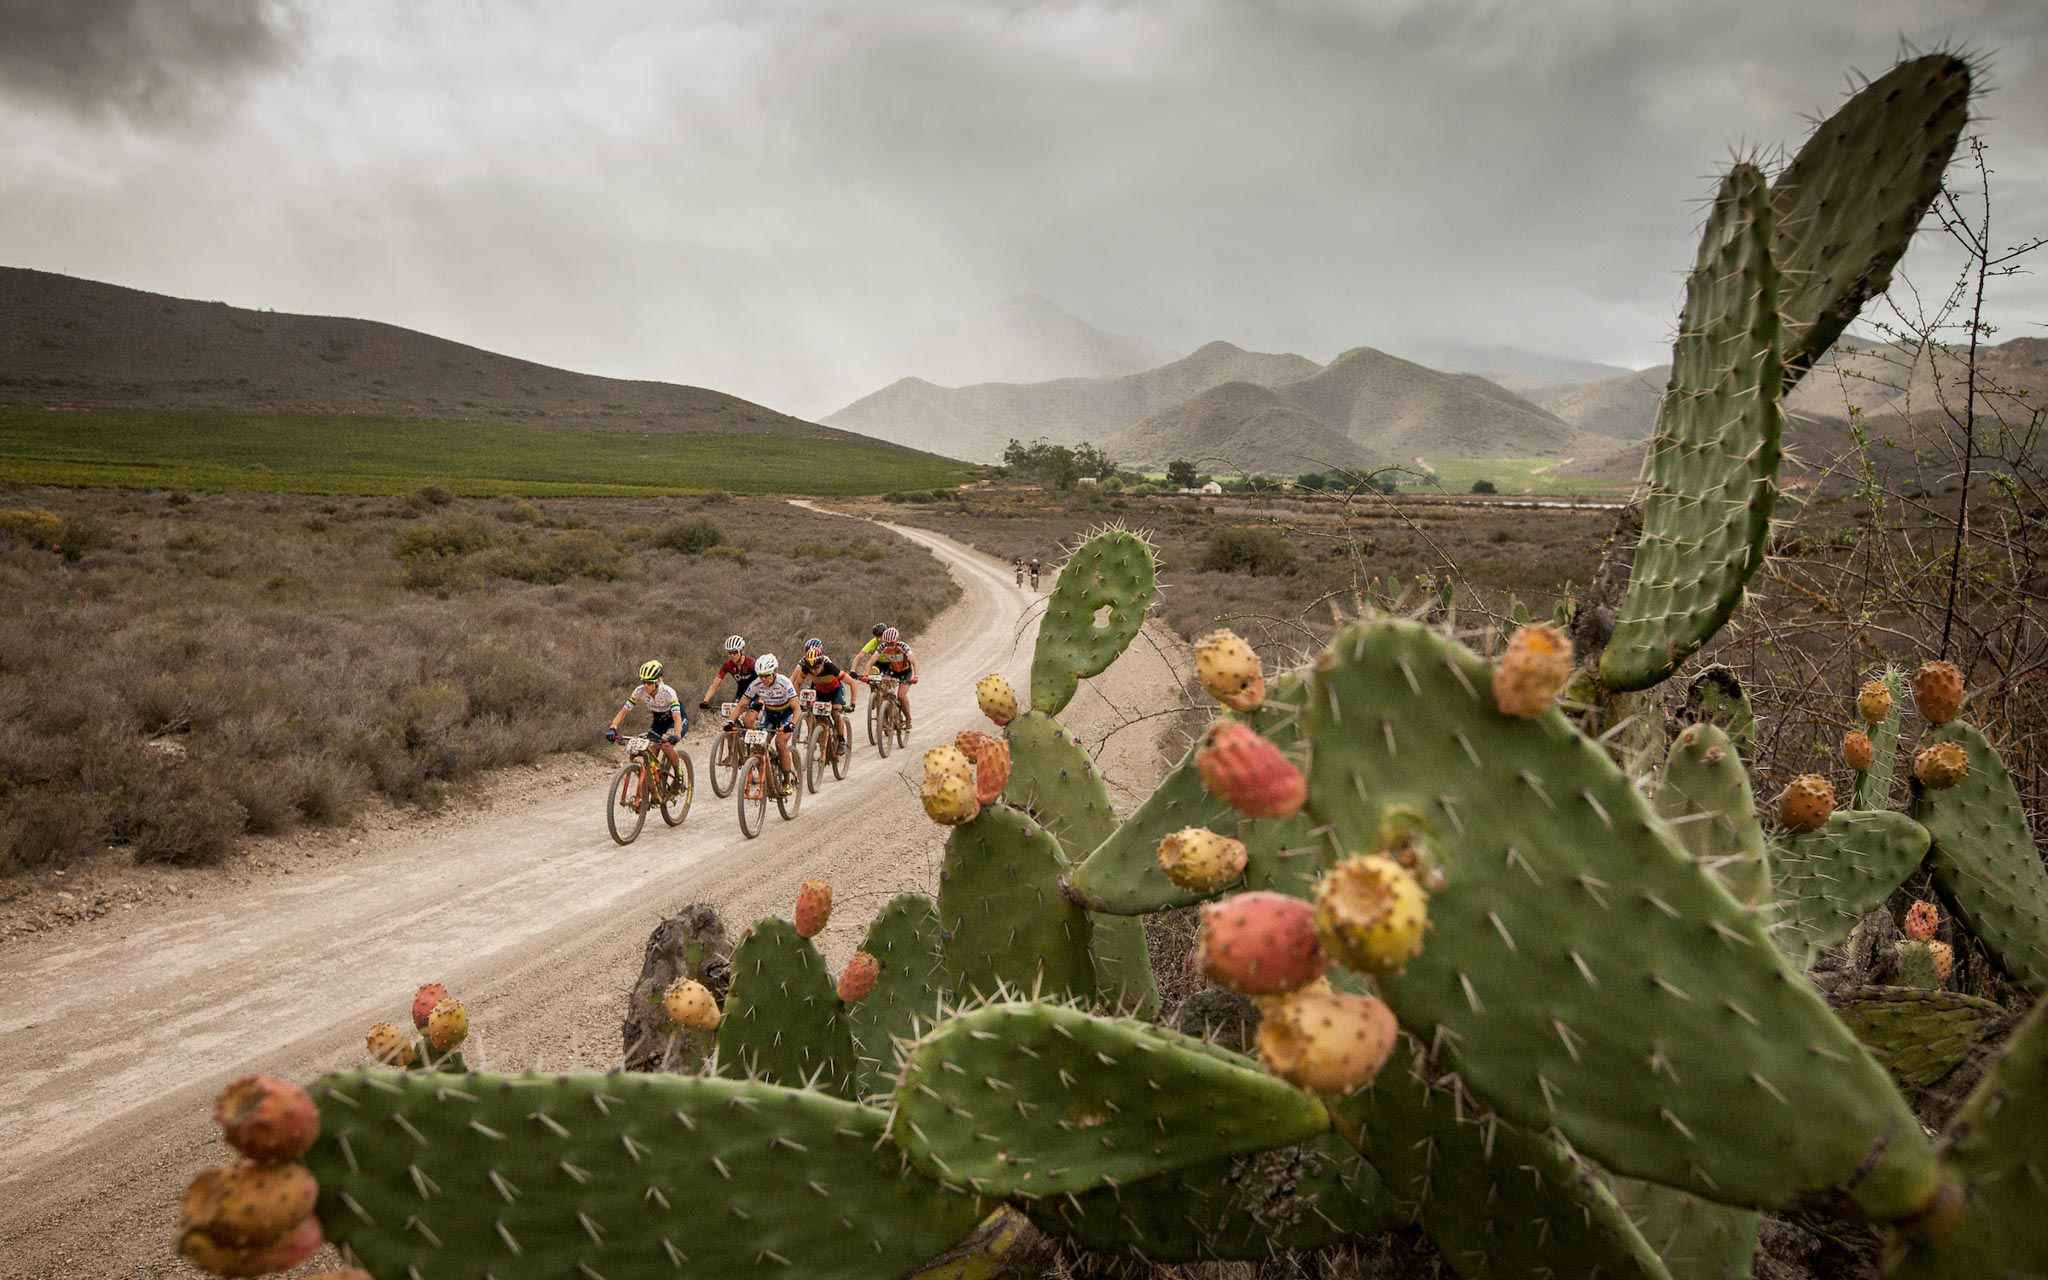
(717, 654), (757, 682)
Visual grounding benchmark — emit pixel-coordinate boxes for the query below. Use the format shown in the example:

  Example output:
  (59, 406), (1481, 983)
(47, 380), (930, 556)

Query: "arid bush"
(131, 790), (246, 866)
(393, 515), (495, 562)
(1, 788), (108, 870)
(0, 507), (65, 550)
(1201, 527), (1295, 575)
(654, 516), (727, 554)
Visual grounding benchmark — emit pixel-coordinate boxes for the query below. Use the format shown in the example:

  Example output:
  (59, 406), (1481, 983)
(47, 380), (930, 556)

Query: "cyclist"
(1029, 557), (1041, 589)
(698, 635), (756, 712)
(1012, 556), (1024, 586)
(605, 660), (688, 784)
(727, 653), (800, 797)
(796, 638), (852, 751)
(867, 627), (920, 729)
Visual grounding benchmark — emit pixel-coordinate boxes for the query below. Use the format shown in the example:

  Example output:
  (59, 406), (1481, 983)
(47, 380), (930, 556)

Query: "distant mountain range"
(886, 293), (1179, 391)
(0, 266), (863, 443)
(1396, 341), (1638, 394)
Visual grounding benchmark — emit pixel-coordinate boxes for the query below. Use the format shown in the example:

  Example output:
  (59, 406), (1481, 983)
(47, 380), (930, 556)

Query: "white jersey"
(624, 682), (684, 715)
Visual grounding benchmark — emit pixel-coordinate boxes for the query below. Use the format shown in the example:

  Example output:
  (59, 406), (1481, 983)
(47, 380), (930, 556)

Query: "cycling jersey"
(859, 637), (882, 657)
(801, 655), (845, 694)
(743, 674), (800, 712)
(716, 654), (757, 683)
(877, 642), (915, 674)
(623, 683), (684, 715)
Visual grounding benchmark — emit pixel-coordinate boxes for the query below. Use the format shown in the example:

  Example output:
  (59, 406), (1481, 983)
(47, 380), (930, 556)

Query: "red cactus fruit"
(1256, 987), (1399, 1095)
(424, 999), (468, 1053)
(837, 951), (881, 1002)
(178, 1212), (322, 1278)
(411, 983), (450, 1030)
(213, 1076), (318, 1163)
(1910, 661), (1964, 725)
(1929, 941), (1956, 983)
(180, 1161), (319, 1248)
(1841, 729), (1875, 772)
(1197, 891), (1328, 996)
(1903, 900), (1940, 943)
(1492, 623), (1575, 718)
(1776, 774), (1835, 834)
(955, 730), (1012, 805)
(1194, 721), (1305, 819)
(795, 879), (834, 938)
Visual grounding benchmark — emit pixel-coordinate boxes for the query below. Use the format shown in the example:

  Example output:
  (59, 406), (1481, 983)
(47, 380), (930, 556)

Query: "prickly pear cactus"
(1001, 710), (1159, 1015)
(889, 1001), (1329, 1199)
(1306, 619), (1937, 1219)
(1682, 666), (1756, 761)
(1029, 527), (1157, 716)
(1770, 810), (1931, 965)
(844, 893), (945, 1093)
(1769, 55), (1972, 388)
(1063, 736), (1233, 913)
(304, 1071), (988, 1280)
(1330, 1037), (1671, 1280)
(1656, 722), (1771, 906)
(938, 805), (1095, 1002)
(1833, 984), (2009, 1092)
(1911, 721), (2048, 991)
(716, 917), (859, 1098)
(1852, 669), (1906, 810)
(1024, 1133), (1398, 1262)
(1885, 999), (2048, 1280)
(1610, 1179), (1758, 1280)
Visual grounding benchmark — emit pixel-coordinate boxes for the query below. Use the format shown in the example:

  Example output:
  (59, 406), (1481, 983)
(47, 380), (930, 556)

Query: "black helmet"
(872, 623), (887, 637)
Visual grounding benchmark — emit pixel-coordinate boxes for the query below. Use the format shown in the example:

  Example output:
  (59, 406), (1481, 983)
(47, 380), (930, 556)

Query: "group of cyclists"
(605, 624), (920, 803)
(1013, 556), (1040, 588)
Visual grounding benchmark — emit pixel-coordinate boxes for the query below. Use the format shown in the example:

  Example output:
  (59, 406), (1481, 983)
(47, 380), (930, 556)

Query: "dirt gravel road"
(0, 516), (1186, 1278)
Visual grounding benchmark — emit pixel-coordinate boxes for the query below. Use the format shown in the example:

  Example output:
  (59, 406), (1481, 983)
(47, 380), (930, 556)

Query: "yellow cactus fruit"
(921, 772), (981, 826)
(1776, 774), (1835, 834)
(1929, 940), (1955, 983)
(1314, 854), (1430, 975)
(922, 744), (973, 787)
(424, 998), (468, 1053)
(662, 977), (722, 1032)
(976, 673), (1018, 727)
(1194, 628), (1266, 713)
(364, 1021), (416, 1068)
(1913, 740), (1969, 790)
(1857, 678), (1894, 725)
(1254, 987), (1398, 1095)
(1156, 826), (1249, 893)
(1492, 623), (1574, 718)
(1841, 729), (1875, 772)
(1910, 660), (1964, 724)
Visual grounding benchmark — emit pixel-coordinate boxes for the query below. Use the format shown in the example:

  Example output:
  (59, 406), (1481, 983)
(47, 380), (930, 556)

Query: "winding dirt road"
(0, 517), (1184, 1278)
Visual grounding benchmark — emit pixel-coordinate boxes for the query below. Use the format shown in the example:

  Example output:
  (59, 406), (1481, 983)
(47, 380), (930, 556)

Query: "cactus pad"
(1610, 1177), (1759, 1280)
(1656, 722), (1771, 907)
(305, 1070), (987, 1280)
(845, 893), (945, 1094)
(1330, 1040), (1670, 1280)
(938, 805), (1094, 1002)
(889, 1001), (1328, 1198)
(1770, 55), (1971, 387)
(1852, 669), (1906, 810)
(1911, 721), (2048, 991)
(1063, 737), (1229, 914)
(1600, 164), (1783, 692)
(1833, 984), (2009, 1092)
(1029, 527), (1157, 715)
(1885, 1000), (2048, 1280)
(1306, 619), (1936, 1218)
(716, 917), (859, 1098)
(1770, 810), (1932, 966)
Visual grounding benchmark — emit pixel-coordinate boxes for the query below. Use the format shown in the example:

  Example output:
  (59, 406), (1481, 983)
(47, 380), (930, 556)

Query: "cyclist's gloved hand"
(698, 700), (711, 710)
(604, 728), (618, 743)
(665, 732), (680, 744)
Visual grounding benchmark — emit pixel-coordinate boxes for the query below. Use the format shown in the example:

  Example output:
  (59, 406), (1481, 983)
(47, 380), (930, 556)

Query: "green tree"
(1165, 459), (1200, 489)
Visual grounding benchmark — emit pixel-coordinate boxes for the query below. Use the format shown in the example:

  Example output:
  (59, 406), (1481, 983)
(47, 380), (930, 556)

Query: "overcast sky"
(2, 0), (2043, 417)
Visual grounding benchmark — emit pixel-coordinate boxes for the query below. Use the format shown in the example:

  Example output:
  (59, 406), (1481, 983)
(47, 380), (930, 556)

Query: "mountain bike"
(866, 675), (909, 758)
(606, 736), (693, 845)
(708, 701), (743, 797)
(805, 697), (851, 793)
(735, 724), (800, 839)
(1014, 561), (1024, 586)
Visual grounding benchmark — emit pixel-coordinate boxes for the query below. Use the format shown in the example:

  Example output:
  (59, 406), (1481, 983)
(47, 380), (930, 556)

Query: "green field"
(1404, 456), (1635, 496)
(0, 407), (976, 497)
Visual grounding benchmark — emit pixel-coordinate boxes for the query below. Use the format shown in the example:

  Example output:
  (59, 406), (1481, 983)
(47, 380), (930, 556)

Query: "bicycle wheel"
(831, 721), (850, 780)
(893, 701), (909, 749)
(875, 704), (893, 759)
(865, 693), (880, 747)
(737, 758), (765, 840)
(775, 750), (801, 820)
(710, 731), (738, 798)
(607, 762), (647, 845)
(805, 733), (825, 795)
(660, 754), (694, 827)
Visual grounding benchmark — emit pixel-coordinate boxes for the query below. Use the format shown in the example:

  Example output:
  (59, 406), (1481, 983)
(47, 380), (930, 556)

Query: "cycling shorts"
(761, 705), (796, 732)
(648, 709), (685, 739)
(881, 663), (913, 680)
(813, 683), (850, 708)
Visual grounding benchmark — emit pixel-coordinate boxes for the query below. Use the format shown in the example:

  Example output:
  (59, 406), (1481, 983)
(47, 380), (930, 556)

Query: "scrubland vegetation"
(0, 487), (958, 870)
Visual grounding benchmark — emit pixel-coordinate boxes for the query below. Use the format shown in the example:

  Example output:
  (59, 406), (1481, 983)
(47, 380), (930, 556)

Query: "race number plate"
(813, 703), (834, 717)
(720, 702), (738, 718)
(743, 729), (768, 746)
(800, 689), (816, 705)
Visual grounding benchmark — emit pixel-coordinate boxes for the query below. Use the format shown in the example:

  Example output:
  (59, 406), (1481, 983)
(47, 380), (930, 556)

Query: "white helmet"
(723, 635), (746, 653)
(754, 653), (779, 676)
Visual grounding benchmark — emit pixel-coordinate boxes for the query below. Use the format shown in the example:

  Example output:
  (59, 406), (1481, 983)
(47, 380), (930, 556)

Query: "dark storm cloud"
(0, 0), (298, 123)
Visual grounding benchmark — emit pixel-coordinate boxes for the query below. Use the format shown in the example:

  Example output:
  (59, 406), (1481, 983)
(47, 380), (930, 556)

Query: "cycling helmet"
(754, 653), (780, 677)
(638, 659), (664, 682)
(804, 637), (823, 654)
(882, 627), (900, 643)
(723, 635), (746, 653)
(871, 623), (887, 638)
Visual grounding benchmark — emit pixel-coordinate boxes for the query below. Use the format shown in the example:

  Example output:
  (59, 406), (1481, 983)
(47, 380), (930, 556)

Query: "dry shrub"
(655, 516), (727, 554)
(131, 790), (245, 865)
(1, 789), (107, 870)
